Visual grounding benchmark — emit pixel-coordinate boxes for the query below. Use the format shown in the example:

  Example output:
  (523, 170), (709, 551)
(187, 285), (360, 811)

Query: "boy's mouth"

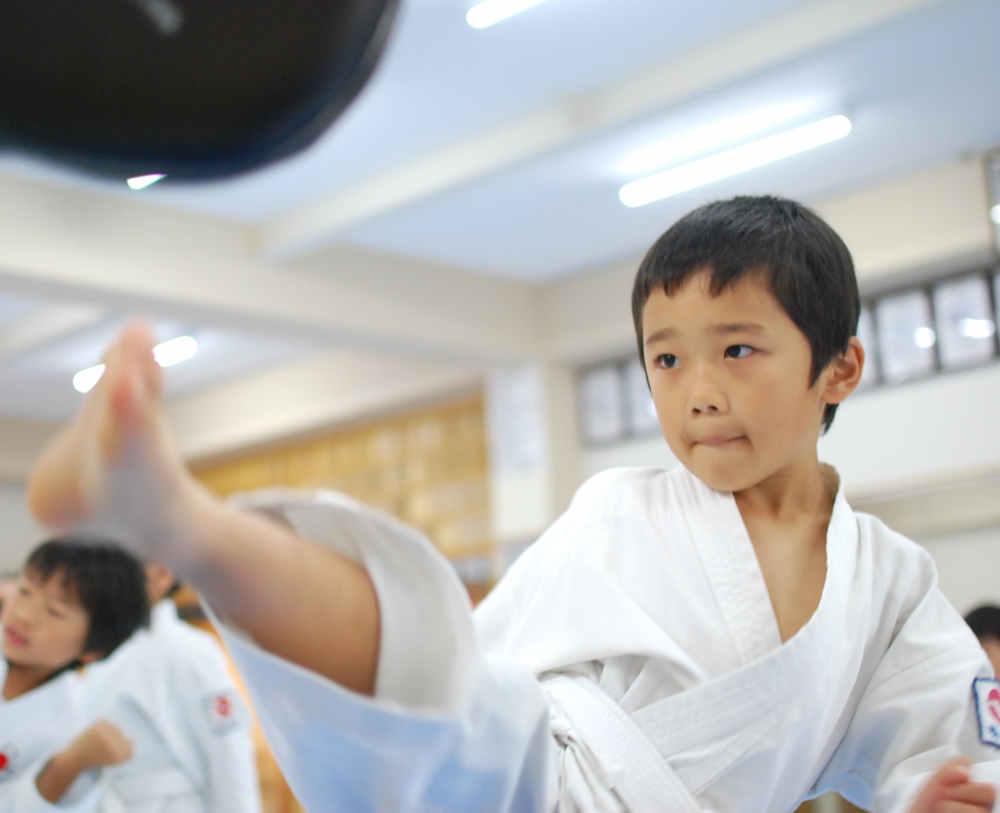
(3, 627), (29, 648)
(695, 434), (745, 448)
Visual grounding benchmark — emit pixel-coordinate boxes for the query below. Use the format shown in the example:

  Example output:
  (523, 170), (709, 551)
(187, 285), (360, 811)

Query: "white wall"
(0, 482), (49, 574)
(581, 434), (679, 481)
(919, 526), (1000, 616)
(818, 363), (1000, 499)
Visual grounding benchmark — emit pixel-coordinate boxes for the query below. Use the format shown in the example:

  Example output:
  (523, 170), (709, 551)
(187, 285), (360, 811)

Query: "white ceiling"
(0, 292), (322, 423)
(5, 0), (997, 277)
(0, 0), (996, 428)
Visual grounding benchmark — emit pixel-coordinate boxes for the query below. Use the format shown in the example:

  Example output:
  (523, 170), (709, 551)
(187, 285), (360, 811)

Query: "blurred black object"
(0, 0), (399, 181)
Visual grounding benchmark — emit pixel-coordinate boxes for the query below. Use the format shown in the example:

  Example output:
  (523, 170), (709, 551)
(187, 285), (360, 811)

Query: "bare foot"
(28, 324), (197, 561)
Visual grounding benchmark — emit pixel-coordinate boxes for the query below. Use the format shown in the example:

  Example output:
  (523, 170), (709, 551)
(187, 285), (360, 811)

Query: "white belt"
(545, 675), (704, 813)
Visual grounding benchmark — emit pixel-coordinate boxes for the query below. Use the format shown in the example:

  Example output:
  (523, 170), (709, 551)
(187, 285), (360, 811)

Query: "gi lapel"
(673, 467), (782, 666)
(632, 479), (861, 794)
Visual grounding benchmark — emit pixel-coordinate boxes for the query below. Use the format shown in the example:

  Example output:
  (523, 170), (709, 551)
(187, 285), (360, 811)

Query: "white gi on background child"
(83, 564), (261, 813)
(26, 196), (1000, 812)
(0, 540), (148, 813)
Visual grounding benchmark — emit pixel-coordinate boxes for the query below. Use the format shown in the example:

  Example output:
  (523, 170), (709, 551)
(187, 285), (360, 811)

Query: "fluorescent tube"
(467, 0), (547, 28)
(73, 364), (106, 394)
(153, 335), (198, 367)
(127, 173), (166, 190)
(73, 336), (197, 393)
(619, 115), (852, 208)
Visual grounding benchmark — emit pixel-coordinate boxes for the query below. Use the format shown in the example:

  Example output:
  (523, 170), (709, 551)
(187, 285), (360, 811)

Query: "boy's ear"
(820, 337), (865, 406)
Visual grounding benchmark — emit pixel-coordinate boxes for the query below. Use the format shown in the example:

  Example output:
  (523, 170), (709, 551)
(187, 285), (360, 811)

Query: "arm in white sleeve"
(7, 761), (102, 813)
(210, 489), (554, 813)
(818, 584), (1000, 813)
(176, 644), (261, 813)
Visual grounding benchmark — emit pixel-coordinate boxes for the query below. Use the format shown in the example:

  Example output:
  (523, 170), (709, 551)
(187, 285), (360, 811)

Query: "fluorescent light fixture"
(73, 364), (106, 394)
(991, 204), (1000, 225)
(467, 0), (546, 28)
(617, 102), (819, 176)
(153, 335), (198, 367)
(959, 318), (996, 339)
(73, 336), (197, 393)
(619, 115), (852, 208)
(913, 327), (937, 349)
(127, 173), (166, 190)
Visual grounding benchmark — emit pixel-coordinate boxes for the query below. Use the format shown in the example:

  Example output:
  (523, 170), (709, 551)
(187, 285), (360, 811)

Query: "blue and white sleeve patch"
(202, 690), (246, 736)
(973, 678), (1000, 748)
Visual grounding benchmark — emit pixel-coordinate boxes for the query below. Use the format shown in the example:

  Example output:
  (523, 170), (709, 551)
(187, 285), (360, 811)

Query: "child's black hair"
(25, 538), (150, 660)
(966, 605), (1000, 643)
(631, 195), (860, 433)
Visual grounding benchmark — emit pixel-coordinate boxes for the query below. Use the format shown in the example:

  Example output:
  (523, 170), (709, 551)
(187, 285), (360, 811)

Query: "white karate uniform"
(82, 601), (261, 813)
(0, 650), (102, 813)
(209, 466), (1000, 813)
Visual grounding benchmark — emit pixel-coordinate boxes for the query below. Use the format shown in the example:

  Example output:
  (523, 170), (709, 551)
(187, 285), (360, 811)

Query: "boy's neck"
(732, 450), (836, 642)
(733, 450), (835, 522)
(2, 660), (59, 700)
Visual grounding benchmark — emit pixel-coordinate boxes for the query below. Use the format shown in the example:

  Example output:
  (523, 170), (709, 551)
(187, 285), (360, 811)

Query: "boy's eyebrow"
(710, 322), (767, 335)
(644, 328), (676, 345)
(644, 322), (767, 345)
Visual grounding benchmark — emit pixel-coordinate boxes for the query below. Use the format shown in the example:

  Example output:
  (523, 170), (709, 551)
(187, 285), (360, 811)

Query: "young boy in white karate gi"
(1, 539), (149, 812)
(26, 195), (1000, 813)
(83, 563), (261, 813)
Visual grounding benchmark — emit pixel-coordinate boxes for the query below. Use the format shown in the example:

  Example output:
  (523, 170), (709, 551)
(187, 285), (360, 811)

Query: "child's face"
(642, 269), (860, 493)
(0, 570), (92, 671)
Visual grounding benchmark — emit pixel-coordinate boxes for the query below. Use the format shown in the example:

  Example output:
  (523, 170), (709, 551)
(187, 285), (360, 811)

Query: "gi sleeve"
(815, 537), (1000, 813)
(174, 641), (261, 813)
(207, 489), (554, 813)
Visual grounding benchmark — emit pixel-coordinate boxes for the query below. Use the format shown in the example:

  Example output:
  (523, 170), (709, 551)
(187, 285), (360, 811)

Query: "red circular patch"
(0, 752), (8, 770)
(215, 697), (230, 717)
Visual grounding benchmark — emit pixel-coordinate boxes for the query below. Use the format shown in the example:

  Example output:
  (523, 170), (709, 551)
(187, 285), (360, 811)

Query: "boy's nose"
(687, 365), (729, 415)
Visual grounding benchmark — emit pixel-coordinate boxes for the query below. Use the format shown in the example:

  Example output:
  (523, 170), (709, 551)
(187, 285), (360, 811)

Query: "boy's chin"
(1, 648), (29, 666)
(683, 458), (762, 494)
(1, 647), (53, 673)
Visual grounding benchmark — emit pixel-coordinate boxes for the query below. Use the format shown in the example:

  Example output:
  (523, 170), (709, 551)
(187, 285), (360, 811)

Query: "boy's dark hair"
(25, 538), (150, 660)
(631, 195), (860, 433)
(966, 605), (1000, 643)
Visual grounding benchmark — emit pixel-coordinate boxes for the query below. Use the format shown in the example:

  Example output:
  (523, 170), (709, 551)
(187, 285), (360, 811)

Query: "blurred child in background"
(966, 605), (1000, 678)
(1, 539), (148, 812)
(85, 562), (260, 813)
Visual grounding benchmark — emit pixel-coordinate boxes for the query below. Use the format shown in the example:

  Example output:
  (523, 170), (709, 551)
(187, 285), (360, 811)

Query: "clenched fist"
(36, 719), (134, 803)
(909, 758), (996, 813)
(66, 719), (134, 769)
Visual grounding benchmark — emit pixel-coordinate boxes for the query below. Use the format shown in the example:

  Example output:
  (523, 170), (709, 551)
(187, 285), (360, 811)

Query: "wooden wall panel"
(192, 394), (492, 562)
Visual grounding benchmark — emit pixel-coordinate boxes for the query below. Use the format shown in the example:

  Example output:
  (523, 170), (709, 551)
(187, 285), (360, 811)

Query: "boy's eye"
(724, 344), (754, 359)
(656, 354), (679, 369)
(47, 607), (66, 620)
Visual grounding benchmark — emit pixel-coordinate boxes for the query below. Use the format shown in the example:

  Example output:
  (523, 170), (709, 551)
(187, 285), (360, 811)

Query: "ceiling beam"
(0, 174), (542, 363)
(261, 0), (947, 259)
(166, 348), (480, 462)
(0, 304), (107, 362)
